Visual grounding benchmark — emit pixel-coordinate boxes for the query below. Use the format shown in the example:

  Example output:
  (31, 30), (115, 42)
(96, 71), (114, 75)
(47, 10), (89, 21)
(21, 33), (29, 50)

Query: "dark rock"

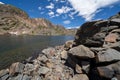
(74, 20), (108, 47)
(97, 49), (120, 62)
(97, 61), (120, 79)
(9, 62), (24, 75)
(84, 38), (104, 47)
(92, 32), (106, 40)
(81, 61), (90, 74)
(97, 67), (114, 79)
(68, 45), (95, 58)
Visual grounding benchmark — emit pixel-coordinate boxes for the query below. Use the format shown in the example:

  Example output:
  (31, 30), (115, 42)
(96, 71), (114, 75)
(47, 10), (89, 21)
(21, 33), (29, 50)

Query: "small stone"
(64, 40), (74, 50)
(70, 74), (89, 80)
(24, 63), (34, 75)
(55, 65), (63, 73)
(37, 55), (48, 63)
(75, 64), (82, 74)
(24, 63), (34, 70)
(46, 61), (53, 68)
(81, 61), (90, 74)
(42, 48), (56, 58)
(22, 75), (30, 80)
(14, 74), (23, 80)
(31, 75), (42, 80)
(9, 62), (24, 75)
(1, 74), (9, 80)
(60, 50), (68, 60)
(0, 69), (9, 77)
(38, 67), (49, 75)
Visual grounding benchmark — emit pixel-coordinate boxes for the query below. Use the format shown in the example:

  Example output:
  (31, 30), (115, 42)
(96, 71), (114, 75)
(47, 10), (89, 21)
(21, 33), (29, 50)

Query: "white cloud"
(56, 6), (73, 14)
(69, 14), (74, 19)
(48, 11), (55, 18)
(0, 2), (4, 4)
(38, 7), (42, 10)
(55, 14), (60, 17)
(46, 3), (54, 9)
(66, 26), (79, 29)
(63, 20), (71, 24)
(68, 0), (120, 21)
(48, 11), (54, 16)
(40, 12), (44, 14)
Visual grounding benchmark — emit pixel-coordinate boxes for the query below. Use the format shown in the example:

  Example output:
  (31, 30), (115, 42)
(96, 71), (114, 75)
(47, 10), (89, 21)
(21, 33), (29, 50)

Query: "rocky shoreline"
(0, 13), (120, 80)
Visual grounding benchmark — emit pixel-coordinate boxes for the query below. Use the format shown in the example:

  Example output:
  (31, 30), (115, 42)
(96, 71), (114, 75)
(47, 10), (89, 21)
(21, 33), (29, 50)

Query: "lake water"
(0, 35), (74, 70)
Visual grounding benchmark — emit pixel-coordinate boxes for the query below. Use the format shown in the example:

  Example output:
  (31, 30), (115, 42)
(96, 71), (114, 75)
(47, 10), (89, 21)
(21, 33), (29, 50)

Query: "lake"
(0, 35), (74, 70)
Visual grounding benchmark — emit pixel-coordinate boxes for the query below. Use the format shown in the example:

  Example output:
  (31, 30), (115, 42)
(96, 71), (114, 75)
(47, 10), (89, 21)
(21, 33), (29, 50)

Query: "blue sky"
(0, 0), (120, 29)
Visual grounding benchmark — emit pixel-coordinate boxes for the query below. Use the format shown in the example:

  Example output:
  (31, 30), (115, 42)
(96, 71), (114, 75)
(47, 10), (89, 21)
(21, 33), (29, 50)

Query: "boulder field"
(0, 13), (120, 80)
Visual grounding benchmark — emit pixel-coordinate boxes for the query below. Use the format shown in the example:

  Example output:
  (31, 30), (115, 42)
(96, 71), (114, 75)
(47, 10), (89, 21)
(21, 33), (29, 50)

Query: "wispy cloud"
(66, 26), (79, 29)
(46, 3), (54, 9)
(68, 0), (120, 21)
(0, 1), (4, 4)
(63, 20), (71, 24)
(56, 6), (73, 14)
(48, 11), (55, 17)
(38, 6), (42, 10)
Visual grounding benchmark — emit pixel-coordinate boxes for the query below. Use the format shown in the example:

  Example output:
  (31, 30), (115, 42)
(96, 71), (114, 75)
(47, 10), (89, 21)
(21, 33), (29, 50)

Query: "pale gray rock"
(38, 67), (49, 75)
(69, 45), (95, 58)
(98, 49), (120, 62)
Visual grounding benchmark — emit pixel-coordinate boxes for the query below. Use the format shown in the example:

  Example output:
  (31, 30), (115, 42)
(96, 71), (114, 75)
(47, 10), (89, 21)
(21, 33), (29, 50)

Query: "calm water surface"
(0, 35), (74, 69)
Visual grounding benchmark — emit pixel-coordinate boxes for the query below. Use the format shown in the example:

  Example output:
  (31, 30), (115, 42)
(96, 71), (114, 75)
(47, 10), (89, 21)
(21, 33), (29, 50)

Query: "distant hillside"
(0, 4), (76, 35)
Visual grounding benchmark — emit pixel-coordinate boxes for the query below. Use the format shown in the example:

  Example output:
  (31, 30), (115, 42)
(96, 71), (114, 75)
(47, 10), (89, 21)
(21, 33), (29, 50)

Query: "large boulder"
(74, 17), (120, 47)
(97, 49), (120, 62)
(74, 20), (108, 47)
(68, 45), (95, 58)
(97, 61), (120, 79)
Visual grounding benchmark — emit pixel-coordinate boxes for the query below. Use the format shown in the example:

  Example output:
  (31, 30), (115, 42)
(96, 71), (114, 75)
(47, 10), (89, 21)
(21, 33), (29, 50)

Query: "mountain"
(0, 4), (76, 35)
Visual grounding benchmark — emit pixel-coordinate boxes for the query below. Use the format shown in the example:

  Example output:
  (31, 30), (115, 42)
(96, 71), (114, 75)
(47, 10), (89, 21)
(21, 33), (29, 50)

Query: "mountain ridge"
(0, 4), (76, 35)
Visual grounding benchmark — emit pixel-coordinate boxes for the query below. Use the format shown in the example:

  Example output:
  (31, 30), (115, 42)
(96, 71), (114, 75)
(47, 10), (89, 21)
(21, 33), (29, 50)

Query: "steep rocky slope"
(0, 4), (76, 35)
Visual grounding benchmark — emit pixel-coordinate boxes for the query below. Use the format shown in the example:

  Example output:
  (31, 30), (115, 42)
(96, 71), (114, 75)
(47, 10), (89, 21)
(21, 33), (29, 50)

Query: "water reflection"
(0, 35), (74, 69)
